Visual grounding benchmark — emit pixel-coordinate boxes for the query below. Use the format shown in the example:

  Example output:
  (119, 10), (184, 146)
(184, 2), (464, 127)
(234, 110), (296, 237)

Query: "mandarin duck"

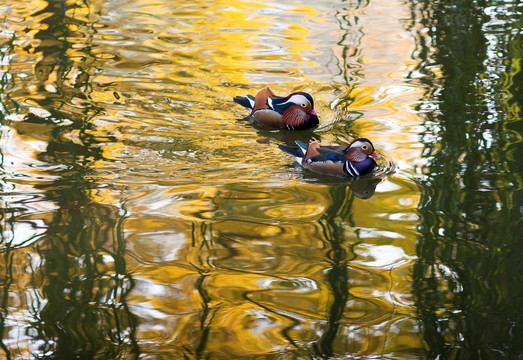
(279, 138), (380, 177)
(233, 87), (319, 130)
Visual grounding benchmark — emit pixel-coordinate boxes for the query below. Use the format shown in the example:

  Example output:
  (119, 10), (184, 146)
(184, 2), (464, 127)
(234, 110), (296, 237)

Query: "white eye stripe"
(285, 94), (310, 107)
(350, 141), (372, 150)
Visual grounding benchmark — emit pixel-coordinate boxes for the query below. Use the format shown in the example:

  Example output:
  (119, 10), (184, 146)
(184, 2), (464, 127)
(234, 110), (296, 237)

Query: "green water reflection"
(0, 0), (521, 359)
(1, 0), (137, 358)
(411, 0), (522, 358)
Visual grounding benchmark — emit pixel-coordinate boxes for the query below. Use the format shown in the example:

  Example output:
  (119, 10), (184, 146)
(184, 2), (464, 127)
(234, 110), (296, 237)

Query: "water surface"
(0, 0), (521, 359)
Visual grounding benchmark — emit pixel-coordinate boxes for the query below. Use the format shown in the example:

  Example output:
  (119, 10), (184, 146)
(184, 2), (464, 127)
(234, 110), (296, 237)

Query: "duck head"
(344, 138), (380, 162)
(274, 92), (319, 130)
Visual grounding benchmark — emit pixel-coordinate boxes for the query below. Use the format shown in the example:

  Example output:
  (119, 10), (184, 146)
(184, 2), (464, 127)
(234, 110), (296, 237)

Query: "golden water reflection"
(123, 180), (422, 357)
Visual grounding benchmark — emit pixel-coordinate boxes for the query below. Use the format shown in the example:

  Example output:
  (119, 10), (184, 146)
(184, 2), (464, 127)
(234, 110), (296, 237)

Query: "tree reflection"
(333, 0), (369, 116)
(0, 15), (17, 360)
(411, 0), (522, 358)
(311, 182), (401, 358)
(313, 185), (355, 358)
(0, 0), (138, 358)
(0, 211), (15, 360)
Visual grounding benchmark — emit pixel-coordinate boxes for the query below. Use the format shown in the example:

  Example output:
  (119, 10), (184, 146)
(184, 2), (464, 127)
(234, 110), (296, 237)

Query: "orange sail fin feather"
(252, 87), (277, 113)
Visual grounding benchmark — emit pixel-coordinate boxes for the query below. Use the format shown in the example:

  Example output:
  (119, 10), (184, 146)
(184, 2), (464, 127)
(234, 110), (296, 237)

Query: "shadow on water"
(298, 173), (383, 200)
(410, 0), (522, 358)
(0, 0), (139, 358)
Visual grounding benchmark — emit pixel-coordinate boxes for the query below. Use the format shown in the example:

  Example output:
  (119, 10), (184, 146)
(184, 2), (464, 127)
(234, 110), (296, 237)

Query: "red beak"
(309, 109), (318, 116)
(370, 151), (381, 158)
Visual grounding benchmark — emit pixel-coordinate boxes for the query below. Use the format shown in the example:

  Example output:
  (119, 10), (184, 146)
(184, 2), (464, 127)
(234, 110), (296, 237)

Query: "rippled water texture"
(0, 0), (521, 359)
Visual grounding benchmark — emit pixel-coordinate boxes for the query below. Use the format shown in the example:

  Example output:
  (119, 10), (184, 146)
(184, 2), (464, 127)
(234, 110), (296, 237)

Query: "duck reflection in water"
(348, 176), (382, 199)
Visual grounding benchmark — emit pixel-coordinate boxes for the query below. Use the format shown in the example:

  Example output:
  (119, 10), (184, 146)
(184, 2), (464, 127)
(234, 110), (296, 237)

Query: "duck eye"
(301, 103), (306, 107)
(362, 145), (368, 150)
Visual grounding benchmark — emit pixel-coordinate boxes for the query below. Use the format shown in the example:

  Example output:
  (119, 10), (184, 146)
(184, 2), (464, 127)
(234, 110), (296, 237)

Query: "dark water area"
(0, 0), (521, 359)
(411, 1), (523, 358)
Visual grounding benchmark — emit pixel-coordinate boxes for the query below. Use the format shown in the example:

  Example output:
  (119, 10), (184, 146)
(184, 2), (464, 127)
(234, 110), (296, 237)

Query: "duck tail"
(278, 144), (306, 164)
(233, 95), (255, 111)
(278, 144), (302, 157)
